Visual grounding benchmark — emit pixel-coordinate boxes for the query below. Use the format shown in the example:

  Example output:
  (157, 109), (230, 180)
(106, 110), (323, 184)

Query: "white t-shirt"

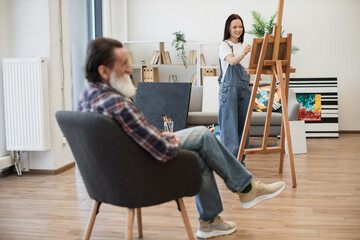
(218, 40), (250, 82)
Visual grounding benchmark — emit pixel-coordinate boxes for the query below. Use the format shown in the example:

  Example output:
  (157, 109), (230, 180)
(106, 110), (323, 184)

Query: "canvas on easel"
(237, 0), (297, 187)
(248, 38), (291, 73)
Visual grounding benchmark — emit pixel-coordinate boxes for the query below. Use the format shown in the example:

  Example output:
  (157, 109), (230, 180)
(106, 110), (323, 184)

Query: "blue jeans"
(175, 126), (253, 221)
(218, 63), (251, 160)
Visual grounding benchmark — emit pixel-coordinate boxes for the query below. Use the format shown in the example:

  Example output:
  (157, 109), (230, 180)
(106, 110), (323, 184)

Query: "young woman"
(218, 14), (252, 163)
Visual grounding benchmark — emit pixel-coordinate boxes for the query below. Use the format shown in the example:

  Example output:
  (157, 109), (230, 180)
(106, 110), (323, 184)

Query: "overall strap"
(218, 41), (234, 83)
(224, 40), (234, 53)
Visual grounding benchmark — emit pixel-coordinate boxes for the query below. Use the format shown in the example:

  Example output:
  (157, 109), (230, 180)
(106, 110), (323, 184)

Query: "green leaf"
(247, 10), (300, 54)
(247, 10), (266, 37)
(251, 10), (266, 30)
(171, 31), (188, 68)
(266, 11), (277, 34)
(291, 45), (300, 54)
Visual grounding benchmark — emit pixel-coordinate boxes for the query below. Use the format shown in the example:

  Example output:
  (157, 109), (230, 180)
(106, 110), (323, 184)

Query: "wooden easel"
(237, 0), (297, 187)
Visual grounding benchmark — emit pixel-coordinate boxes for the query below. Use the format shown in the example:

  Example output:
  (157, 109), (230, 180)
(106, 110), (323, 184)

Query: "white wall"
(123, 0), (360, 131)
(47, 0), (73, 170)
(5, 0), (50, 58)
(0, 0), (73, 170)
(0, 0), (8, 158)
(103, 0), (127, 40)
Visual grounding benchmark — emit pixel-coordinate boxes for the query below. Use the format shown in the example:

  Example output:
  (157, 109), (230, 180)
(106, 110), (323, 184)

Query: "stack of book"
(150, 51), (160, 65)
(161, 51), (172, 64)
(149, 51), (172, 65)
(189, 50), (197, 64)
(200, 53), (206, 66)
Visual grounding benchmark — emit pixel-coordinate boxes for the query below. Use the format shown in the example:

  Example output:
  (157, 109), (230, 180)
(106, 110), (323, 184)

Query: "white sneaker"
(238, 180), (285, 209)
(196, 215), (236, 239)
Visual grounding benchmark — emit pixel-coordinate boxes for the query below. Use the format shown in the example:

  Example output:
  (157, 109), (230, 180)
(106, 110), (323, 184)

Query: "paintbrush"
(162, 114), (170, 131)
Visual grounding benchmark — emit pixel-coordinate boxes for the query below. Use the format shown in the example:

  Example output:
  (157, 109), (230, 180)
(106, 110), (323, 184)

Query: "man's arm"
(162, 131), (181, 147)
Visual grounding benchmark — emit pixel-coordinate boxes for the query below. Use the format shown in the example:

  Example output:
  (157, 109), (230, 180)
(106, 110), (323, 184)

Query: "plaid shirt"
(77, 82), (179, 162)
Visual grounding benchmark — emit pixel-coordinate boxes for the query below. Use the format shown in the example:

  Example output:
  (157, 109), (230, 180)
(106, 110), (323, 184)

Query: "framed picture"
(289, 78), (339, 137)
(297, 93), (322, 122)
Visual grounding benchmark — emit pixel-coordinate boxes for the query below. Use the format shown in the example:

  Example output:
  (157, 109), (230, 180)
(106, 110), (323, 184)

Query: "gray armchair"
(56, 111), (201, 240)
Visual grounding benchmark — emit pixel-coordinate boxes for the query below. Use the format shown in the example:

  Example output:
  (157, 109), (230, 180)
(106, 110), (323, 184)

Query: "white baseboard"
(0, 155), (12, 170)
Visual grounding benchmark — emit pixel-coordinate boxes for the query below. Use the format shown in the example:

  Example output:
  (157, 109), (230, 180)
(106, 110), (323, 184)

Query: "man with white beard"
(109, 71), (136, 100)
(77, 37), (285, 239)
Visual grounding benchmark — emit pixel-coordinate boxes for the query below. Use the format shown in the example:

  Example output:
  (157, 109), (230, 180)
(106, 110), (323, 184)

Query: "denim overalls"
(218, 42), (251, 162)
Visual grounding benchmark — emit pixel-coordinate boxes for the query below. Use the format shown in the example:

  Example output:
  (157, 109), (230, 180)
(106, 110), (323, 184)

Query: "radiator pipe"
(11, 151), (22, 176)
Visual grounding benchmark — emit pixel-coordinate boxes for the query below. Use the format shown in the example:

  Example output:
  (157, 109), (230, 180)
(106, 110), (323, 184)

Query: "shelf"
(124, 40), (199, 44)
(131, 64), (196, 69)
(200, 66), (219, 69)
(124, 40), (221, 86)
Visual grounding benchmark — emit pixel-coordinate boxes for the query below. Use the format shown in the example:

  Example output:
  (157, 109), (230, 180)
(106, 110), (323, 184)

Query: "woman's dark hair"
(223, 14), (245, 43)
(85, 37), (123, 83)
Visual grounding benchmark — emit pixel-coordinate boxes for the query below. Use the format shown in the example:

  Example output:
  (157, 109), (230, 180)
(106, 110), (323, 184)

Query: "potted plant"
(247, 10), (299, 54)
(171, 31), (188, 68)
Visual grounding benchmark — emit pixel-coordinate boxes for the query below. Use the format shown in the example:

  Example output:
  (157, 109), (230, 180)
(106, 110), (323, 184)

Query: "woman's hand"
(225, 44), (252, 66)
(244, 44), (251, 55)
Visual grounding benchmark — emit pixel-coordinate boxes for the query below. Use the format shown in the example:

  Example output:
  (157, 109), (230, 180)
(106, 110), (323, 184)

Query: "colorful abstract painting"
(297, 94), (321, 121)
(254, 85), (282, 112)
(289, 77), (338, 137)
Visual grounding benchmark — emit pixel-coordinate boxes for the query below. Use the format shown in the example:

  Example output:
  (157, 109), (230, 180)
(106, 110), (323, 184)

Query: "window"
(69, 0), (102, 109)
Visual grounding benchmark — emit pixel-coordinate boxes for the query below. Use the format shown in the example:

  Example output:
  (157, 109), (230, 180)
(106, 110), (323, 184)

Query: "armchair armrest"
(287, 88), (300, 121)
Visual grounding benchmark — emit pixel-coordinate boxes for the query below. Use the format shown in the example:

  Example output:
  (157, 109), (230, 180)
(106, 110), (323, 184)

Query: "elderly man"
(78, 37), (285, 239)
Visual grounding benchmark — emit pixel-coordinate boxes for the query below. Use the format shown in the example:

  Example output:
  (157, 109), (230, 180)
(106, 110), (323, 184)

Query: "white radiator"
(2, 57), (51, 151)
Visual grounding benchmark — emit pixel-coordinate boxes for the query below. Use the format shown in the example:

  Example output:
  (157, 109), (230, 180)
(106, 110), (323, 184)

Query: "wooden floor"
(0, 133), (359, 240)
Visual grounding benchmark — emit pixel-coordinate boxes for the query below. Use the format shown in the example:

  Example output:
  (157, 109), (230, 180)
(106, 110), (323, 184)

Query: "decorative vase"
(168, 75), (178, 83)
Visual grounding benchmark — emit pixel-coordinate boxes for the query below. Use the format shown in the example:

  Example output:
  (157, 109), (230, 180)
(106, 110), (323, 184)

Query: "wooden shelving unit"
(123, 41), (220, 86)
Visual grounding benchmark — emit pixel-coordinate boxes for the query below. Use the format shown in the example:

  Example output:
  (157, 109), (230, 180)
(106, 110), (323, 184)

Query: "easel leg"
(261, 73), (277, 149)
(237, 33), (271, 162)
(276, 61), (297, 187)
(279, 123), (285, 174)
(280, 57), (291, 174)
(237, 68), (261, 162)
(237, 72), (260, 161)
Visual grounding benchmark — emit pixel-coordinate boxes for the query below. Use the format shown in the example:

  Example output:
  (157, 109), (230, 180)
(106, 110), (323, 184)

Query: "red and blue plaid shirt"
(77, 82), (179, 162)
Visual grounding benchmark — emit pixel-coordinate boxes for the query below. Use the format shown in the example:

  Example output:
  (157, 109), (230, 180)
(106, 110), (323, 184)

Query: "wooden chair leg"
(178, 198), (195, 240)
(126, 208), (135, 240)
(136, 208), (143, 238)
(83, 200), (101, 240)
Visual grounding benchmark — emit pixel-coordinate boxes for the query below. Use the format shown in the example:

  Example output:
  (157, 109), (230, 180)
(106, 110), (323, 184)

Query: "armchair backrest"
(56, 111), (201, 208)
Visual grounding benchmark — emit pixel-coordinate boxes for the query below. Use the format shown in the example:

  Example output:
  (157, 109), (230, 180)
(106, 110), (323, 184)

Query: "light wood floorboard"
(0, 133), (359, 239)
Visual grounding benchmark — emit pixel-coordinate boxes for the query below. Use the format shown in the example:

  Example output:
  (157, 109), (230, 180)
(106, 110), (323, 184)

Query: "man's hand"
(162, 131), (181, 147)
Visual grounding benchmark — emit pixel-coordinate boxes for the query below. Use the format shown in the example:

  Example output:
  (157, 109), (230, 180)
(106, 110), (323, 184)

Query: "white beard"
(109, 72), (136, 98)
